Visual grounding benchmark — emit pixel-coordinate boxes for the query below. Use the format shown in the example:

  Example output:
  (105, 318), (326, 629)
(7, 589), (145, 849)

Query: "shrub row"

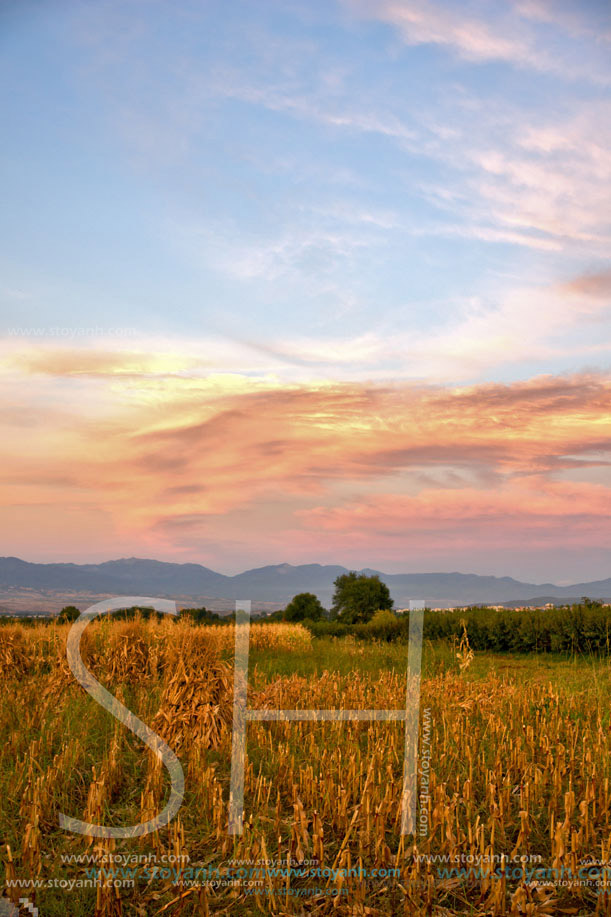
(306, 601), (611, 654)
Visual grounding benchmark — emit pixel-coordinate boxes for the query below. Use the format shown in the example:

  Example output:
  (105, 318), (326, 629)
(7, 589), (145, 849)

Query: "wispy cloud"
(3, 261), (611, 385)
(559, 269), (611, 299)
(345, 0), (611, 83)
(208, 75), (611, 260)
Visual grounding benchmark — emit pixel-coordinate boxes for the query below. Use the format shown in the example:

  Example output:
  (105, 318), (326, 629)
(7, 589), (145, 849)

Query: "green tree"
(283, 592), (325, 622)
(331, 572), (393, 624)
(179, 606), (221, 625)
(57, 605), (80, 623)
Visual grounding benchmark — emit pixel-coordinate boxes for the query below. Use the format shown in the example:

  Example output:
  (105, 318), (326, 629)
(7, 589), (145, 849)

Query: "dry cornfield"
(2, 617), (611, 916)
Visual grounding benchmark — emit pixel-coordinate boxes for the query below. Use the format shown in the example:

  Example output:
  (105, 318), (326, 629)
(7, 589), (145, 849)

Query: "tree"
(331, 572), (393, 624)
(109, 606), (158, 621)
(179, 606), (221, 625)
(283, 592), (325, 622)
(57, 605), (80, 623)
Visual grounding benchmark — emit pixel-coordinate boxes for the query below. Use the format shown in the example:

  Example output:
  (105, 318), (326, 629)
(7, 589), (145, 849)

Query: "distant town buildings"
(396, 599), (426, 614)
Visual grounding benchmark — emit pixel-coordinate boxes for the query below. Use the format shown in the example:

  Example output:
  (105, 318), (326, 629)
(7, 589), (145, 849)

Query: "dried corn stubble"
(152, 657), (233, 752)
(93, 839), (123, 917)
(104, 621), (160, 683)
(162, 624), (227, 674)
(5, 620), (611, 915)
(0, 626), (33, 677)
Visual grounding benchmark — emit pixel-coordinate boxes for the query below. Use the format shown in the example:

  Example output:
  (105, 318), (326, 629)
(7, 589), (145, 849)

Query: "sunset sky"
(1, 0), (610, 582)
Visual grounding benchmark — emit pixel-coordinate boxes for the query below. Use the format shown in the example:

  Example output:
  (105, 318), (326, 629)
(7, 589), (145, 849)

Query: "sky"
(1, 0), (610, 582)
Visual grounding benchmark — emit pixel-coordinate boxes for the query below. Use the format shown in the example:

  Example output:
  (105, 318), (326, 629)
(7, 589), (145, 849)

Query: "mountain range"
(1, 556), (610, 610)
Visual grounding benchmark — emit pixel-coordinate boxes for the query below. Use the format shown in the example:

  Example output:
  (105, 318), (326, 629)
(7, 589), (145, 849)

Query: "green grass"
(250, 634), (611, 694)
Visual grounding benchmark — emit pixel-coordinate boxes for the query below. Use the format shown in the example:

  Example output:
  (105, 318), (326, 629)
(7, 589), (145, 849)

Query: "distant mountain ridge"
(1, 556), (610, 609)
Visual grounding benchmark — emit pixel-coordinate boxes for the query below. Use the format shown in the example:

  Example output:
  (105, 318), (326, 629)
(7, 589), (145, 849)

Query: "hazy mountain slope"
(1, 557), (609, 607)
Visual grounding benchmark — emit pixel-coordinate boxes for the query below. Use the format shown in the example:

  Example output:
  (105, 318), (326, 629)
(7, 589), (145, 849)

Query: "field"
(2, 617), (611, 915)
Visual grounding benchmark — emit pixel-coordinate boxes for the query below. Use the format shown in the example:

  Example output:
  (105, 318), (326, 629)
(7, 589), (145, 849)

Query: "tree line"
(5, 572), (611, 656)
(307, 599), (611, 655)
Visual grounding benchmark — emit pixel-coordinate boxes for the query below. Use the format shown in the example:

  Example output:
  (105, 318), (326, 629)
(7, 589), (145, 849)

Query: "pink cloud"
(1, 353), (610, 572)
